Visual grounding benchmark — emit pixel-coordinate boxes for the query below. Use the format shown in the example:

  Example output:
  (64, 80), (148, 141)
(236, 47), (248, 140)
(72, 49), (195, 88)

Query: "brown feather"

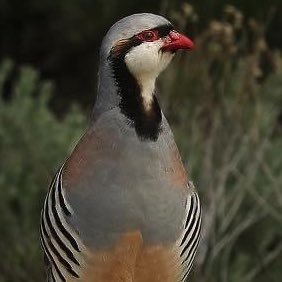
(111, 39), (132, 57)
(76, 231), (182, 282)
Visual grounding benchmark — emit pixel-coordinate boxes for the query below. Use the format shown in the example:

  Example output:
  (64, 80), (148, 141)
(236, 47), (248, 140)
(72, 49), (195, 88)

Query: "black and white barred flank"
(178, 183), (202, 281)
(40, 166), (84, 282)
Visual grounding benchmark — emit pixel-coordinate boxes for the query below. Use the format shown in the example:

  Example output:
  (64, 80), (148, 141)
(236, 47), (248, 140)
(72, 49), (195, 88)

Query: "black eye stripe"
(109, 24), (174, 59)
(155, 24), (174, 37)
(137, 24), (173, 39)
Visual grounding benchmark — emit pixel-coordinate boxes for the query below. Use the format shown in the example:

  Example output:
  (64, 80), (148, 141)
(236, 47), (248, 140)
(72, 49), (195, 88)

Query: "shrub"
(0, 60), (86, 281)
(160, 5), (282, 282)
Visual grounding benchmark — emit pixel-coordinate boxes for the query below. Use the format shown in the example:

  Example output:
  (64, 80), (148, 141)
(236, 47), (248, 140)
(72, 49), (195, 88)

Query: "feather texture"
(40, 166), (84, 281)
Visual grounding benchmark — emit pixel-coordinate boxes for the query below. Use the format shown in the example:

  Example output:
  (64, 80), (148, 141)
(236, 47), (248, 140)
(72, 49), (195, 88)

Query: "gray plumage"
(40, 13), (201, 282)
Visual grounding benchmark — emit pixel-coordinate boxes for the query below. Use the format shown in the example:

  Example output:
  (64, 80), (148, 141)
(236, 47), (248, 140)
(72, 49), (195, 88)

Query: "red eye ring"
(137, 30), (159, 42)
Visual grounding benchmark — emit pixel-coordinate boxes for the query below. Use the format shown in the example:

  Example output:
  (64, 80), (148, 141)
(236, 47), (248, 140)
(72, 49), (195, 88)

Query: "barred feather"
(178, 183), (202, 281)
(40, 166), (84, 282)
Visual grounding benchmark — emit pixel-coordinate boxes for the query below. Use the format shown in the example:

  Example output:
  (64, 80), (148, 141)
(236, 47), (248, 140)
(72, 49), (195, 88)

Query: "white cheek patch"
(125, 40), (173, 79)
(125, 40), (174, 110)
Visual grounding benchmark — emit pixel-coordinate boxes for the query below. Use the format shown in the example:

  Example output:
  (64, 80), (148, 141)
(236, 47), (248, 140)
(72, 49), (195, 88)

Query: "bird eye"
(138, 30), (158, 42)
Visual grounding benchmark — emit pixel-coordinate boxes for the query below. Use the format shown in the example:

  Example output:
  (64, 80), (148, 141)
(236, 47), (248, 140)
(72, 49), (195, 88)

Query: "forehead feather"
(100, 13), (171, 58)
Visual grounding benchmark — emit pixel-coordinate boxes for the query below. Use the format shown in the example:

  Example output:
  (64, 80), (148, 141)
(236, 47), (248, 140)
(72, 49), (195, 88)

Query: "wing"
(40, 166), (85, 282)
(177, 182), (202, 281)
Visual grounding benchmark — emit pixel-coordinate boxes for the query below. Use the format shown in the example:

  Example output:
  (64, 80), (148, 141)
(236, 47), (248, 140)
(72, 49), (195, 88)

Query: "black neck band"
(108, 38), (162, 141)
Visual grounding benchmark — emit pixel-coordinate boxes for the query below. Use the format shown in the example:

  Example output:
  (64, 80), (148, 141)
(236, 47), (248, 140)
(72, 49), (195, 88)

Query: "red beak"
(162, 30), (195, 52)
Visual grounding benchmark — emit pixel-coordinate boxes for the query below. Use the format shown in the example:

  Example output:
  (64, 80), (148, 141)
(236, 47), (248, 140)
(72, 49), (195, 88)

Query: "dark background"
(1, 0), (281, 113)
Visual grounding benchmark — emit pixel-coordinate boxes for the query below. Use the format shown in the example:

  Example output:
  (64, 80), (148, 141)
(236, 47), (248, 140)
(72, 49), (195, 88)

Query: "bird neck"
(92, 57), (162, 141)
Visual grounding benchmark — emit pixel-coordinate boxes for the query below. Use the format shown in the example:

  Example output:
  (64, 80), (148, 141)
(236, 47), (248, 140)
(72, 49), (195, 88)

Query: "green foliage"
(0, 60), (86, 282)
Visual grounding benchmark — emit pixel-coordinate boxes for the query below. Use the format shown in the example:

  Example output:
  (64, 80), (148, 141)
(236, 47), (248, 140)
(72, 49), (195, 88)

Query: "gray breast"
(64, 111), (187, 250)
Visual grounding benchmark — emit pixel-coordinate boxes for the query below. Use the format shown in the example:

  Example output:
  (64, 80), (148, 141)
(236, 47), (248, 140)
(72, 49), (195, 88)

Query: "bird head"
(101, 13), (194, 83)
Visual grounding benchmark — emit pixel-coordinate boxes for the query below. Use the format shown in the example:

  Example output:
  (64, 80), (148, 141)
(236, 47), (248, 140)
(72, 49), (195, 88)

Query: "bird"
(40, 13), (202, 282)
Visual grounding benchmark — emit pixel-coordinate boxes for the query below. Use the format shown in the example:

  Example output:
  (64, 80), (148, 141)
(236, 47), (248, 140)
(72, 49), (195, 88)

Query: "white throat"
(137, 75), (156, 111)
(124, 40), (174, 111)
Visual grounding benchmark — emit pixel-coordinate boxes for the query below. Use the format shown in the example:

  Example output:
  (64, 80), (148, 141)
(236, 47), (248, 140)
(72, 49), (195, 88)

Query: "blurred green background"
(0, 0), (282, 281)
